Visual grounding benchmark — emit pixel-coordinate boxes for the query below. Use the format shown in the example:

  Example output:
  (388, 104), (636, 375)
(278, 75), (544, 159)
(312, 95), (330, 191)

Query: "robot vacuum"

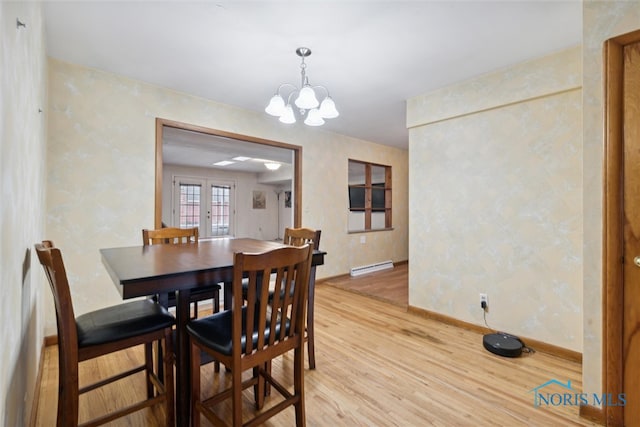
(483, 332), (524, 358)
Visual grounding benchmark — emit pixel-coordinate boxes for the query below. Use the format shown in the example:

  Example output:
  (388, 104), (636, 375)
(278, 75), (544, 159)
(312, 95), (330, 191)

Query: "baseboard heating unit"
(350, 260), (394, 277)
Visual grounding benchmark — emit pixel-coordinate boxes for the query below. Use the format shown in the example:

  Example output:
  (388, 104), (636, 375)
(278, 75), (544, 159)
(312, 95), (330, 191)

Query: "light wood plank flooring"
(35, 276), (598, 426)
(322, 262), (408, 307)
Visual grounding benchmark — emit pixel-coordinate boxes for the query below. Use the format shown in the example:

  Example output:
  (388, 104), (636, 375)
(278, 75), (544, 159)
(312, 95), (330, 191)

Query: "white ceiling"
(162, 126), (294, 172)
(42, 1), (582, 151)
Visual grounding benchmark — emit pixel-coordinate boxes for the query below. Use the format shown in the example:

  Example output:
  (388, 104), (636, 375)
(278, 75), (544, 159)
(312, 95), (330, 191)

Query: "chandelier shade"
(278, 104), (296, 124)
(265, 47), (339, 126)
(304, 108), (325, 126)
(295, 85), (320, 109)
(265, 94), (285, 117)
(319, 96), (339, 119)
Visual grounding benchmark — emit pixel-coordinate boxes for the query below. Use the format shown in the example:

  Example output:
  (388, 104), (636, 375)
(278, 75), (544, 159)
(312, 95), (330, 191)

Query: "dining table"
(100, 237), (326, 426)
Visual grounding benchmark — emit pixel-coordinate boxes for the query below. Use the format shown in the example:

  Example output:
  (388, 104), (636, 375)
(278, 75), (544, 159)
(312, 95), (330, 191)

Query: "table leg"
(175, 288), (191, 426)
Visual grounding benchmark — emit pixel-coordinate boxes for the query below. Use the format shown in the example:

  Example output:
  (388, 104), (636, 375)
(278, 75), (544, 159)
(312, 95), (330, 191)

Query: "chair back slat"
(270, 267), (284, 344)
(243, 270), (262, 355)
(142, 227), (198, 246)
(233, 244), (312, 357)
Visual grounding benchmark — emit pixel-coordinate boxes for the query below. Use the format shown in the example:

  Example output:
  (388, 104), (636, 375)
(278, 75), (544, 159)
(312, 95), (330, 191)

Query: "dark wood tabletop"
(101, 238), (288, 296)
(100, 237), (326, 426)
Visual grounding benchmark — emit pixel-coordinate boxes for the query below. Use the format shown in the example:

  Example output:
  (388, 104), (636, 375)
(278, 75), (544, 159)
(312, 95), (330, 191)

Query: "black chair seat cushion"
(76, 299), (175, 348)
(186, 307), (290, 355)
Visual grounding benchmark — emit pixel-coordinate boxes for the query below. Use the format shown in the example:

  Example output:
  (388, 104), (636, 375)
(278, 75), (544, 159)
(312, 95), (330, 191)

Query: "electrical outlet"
(480, 293), (488, 310)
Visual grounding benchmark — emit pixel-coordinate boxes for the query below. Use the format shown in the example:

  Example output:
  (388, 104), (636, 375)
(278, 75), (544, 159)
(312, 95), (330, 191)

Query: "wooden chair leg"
(265, 361), (272, 396)
(294, 347), (306, 427)
(191, 341), (202, 427)
(232, 359), (243, 426)
(57, 354), (79, 427)
(253, 366), (265, 409)
(144, 342), (154, 398)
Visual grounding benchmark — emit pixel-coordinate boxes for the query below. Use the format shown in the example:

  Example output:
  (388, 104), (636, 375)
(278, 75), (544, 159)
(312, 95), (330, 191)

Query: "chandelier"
(265, 47), (339, 126)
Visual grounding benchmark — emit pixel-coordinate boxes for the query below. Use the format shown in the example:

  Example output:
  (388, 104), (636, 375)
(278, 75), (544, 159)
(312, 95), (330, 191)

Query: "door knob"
(635, 256), (640, 267)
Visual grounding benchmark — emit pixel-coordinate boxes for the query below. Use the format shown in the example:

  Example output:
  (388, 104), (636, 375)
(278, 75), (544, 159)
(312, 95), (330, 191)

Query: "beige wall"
(46, 58), (409, 335)
(0, 1), (47, 425)
(582, 0), (640, 399)
(407, 47), (583, 351)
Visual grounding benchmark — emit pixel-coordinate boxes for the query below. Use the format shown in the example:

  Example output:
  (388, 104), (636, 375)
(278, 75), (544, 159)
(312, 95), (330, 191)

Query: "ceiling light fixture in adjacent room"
(213, 160), (235, 166)
(265, 47), (339, 127)
(264, 162), (282, 171)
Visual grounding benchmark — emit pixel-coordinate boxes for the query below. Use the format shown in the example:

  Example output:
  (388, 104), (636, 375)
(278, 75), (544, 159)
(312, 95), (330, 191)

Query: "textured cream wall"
(408, 47), (583, 351)
(407, 47), (581, 128)
(0, 1), (47, 425)
(582, 0), (640, 399)
(46, 58), (408, 335)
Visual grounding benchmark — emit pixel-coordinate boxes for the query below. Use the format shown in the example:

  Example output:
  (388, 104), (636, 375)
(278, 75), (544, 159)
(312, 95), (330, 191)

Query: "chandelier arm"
(311, 85), (330, 98)
(275, 83), (298, 95)
(286, 90), (300, 105)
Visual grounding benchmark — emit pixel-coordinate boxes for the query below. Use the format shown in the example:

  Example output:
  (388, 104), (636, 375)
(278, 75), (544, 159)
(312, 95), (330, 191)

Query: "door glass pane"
(179, 184), (201, 228)
(211, 185), (230, 236)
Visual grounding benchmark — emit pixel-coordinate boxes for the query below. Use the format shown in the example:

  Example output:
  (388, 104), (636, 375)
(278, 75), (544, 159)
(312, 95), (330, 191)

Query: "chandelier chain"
(300, 58), (307, 88)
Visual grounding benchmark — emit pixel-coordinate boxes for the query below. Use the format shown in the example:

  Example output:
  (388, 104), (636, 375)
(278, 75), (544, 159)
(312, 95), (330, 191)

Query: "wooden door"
(604, 29), (640, 427)
(623, 39), (640, 427)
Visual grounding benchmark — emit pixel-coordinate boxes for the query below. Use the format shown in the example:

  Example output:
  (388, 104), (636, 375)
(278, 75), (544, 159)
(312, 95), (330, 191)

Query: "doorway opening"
(155, 118), (302, 237)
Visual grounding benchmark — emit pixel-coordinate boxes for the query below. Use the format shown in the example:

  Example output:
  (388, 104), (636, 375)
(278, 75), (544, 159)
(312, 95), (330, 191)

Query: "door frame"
(603, 28), (640, 427)
(155, 118), (302, 230)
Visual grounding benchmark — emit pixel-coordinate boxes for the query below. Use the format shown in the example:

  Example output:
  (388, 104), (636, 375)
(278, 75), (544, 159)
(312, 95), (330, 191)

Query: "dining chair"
(282, 227), (321, 369)
(35, 240), (175, 427)
(143, 226), (223, 374)
(142, 227), (221, 318)
(187, 244), (313, 426)
(241, 227), (321, 370)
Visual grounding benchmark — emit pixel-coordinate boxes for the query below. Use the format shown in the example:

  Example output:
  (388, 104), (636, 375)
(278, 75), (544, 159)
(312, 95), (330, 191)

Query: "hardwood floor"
(34, 272), (598, 426)
(323, 262), (408, 307)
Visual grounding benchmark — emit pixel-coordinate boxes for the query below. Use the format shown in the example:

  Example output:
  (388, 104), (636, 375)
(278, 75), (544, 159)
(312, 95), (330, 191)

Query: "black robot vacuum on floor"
(483, 332), (524, 357)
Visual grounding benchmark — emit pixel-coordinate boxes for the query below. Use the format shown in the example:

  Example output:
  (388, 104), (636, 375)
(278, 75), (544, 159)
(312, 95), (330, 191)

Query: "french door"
(172, 176), (235, 238)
